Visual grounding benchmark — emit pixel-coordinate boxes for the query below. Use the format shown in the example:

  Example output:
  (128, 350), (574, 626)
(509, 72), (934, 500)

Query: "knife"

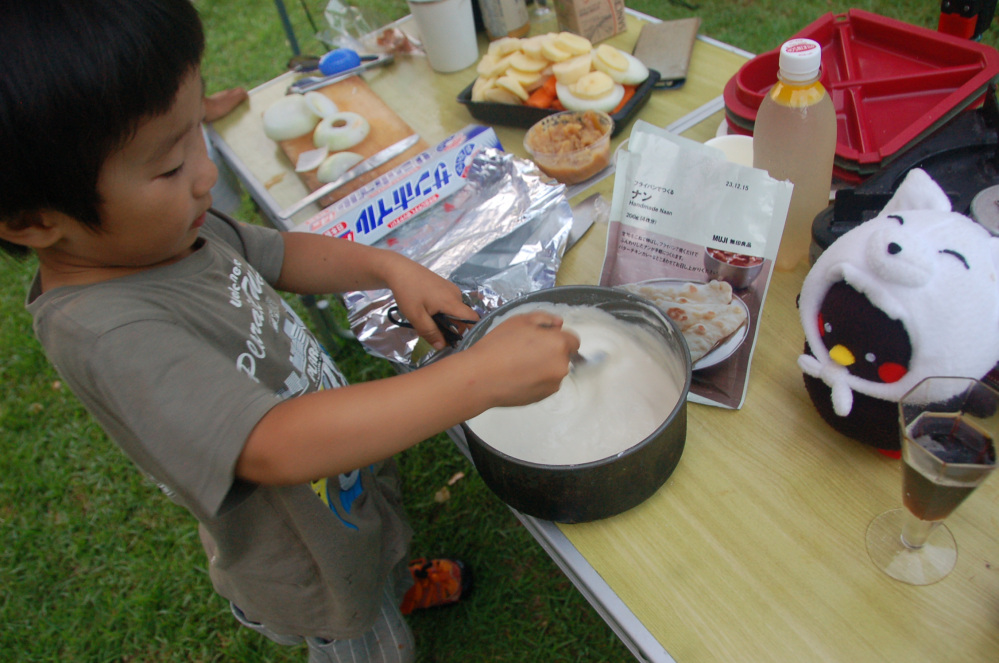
(567, 193), (608, 249)
(288, 54), (394, 94)
(277, 133), (421, 221)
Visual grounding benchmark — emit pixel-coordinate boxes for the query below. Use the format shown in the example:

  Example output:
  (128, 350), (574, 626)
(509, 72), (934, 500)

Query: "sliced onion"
(262, 95), (320, 141)
(313, 111), (370, 151)
(316, 151), (364, 183)
(304, 91), (339, 118)
(295, 146), (329, 173)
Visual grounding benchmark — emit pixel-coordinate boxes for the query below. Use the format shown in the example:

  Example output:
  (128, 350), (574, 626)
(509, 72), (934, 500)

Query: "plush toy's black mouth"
(816, 280), (911, 384)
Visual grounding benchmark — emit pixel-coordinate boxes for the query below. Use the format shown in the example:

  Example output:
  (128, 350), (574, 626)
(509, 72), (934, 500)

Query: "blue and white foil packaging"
(293, 125), (503, 245)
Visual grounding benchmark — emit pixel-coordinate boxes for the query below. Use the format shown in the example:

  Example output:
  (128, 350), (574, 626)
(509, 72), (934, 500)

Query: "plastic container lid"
(778, 39), (822, 82)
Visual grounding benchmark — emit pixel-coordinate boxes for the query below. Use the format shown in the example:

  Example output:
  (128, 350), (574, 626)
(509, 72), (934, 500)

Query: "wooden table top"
(559, 243), (999, 661)
(547, 18), (998, 663)
(213, 12), (999, 661)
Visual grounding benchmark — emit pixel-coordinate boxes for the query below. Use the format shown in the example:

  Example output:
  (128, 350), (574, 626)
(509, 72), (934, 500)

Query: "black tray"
(456, 69), (661, 138)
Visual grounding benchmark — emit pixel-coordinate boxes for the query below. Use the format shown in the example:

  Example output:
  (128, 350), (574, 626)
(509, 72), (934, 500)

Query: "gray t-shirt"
(27, 213), (412, 638)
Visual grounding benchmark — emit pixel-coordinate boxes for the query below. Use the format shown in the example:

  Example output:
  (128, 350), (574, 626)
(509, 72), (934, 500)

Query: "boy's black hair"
(0, 0), (205, 258)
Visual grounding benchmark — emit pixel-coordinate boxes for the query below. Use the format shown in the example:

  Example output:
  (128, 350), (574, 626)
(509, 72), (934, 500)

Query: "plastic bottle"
(752, 38), (837, 271)
(477, 0), (530, 39)
(528, 0), (558, 36)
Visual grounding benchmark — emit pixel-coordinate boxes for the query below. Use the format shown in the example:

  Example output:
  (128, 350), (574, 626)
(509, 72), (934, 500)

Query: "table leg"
(274, 0), (301, 56)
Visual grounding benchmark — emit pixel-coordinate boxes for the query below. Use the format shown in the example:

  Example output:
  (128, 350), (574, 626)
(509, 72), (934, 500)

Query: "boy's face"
(63, 68), (218, 271)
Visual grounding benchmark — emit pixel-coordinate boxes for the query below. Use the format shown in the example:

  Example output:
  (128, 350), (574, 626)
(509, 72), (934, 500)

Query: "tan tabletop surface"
(558, 251), (999, 662)
(211, 12), (999, 662)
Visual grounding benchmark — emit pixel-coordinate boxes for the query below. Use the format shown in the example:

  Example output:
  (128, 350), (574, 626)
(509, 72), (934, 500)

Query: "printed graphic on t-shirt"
(311, 469), (365, 530)
(280, 302), (346, 395)
(224, 257), (356, 522)
(225, 257), (346, 398)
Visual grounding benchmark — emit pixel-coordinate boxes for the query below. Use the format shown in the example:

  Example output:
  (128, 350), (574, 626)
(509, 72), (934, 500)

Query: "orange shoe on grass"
(400, 558), (472, 615)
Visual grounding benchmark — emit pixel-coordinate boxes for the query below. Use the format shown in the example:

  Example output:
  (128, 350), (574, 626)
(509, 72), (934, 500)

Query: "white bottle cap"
(778, 38), (822, 82)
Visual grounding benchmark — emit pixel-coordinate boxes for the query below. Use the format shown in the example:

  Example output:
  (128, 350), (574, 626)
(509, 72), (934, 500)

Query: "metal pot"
(458, 285), (692, 523)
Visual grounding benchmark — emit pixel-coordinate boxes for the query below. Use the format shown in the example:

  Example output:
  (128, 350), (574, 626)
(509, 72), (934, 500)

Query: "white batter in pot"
(466, 303), (684, 465)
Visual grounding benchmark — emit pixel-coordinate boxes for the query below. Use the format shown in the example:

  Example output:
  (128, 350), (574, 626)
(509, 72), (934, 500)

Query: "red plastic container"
(724, 10), (999, 178)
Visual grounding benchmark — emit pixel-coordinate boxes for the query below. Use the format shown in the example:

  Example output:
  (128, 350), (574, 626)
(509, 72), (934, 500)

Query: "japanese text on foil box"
(294, 125), (501, 245)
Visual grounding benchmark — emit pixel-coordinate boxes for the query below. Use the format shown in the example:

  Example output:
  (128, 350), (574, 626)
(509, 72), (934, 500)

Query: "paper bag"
(600, 120), (792, 409)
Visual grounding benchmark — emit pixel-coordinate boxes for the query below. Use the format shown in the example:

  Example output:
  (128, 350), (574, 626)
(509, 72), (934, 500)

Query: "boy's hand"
(462, 311), (580, 407)
(387, 261), (478, 351)
(276, 235), (476, 349)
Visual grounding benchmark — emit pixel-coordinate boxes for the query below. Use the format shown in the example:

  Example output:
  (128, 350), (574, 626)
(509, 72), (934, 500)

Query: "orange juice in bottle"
(752, 38), (837, 271)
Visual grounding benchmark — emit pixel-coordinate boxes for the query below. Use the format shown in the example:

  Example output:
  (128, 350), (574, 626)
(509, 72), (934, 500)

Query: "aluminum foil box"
(293, 125), (502, 245)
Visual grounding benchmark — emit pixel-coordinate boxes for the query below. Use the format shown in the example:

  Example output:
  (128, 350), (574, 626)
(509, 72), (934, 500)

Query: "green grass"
(2, 1), (997, 661)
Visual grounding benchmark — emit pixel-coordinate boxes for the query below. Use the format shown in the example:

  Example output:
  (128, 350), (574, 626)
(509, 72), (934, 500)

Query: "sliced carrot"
(610, 85), (636, 115)
(550, 98), (565, 112)
(525, 75), (558, 109)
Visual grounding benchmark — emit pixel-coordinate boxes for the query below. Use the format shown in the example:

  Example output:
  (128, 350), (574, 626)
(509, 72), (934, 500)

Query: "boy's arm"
(236, 311), (580, 485)
(275, 231), (476, 350)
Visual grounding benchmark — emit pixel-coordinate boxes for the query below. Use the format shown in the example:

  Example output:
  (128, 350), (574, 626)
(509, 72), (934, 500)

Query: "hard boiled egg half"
(555, 72), (624, 113)
(591, 44), (650, 86)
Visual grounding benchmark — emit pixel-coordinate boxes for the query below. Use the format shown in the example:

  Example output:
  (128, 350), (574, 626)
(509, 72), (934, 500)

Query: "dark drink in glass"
(867, 377), (998, 585)
(902, 412), (996, 521)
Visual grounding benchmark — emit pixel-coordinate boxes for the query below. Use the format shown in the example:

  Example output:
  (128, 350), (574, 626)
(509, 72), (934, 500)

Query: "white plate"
(620, 278), (750, 371)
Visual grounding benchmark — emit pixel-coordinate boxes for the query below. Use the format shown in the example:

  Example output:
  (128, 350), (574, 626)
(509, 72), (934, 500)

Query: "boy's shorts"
(230, 561), (415, 663)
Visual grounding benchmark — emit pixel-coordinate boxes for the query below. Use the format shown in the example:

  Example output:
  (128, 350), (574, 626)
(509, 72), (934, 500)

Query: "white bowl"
(705, 134), (754, 167)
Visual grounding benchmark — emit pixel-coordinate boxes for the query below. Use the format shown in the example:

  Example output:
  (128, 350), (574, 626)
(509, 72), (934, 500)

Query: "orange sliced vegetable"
(610, 85), (636, 115)
(525, 75), (558, 109)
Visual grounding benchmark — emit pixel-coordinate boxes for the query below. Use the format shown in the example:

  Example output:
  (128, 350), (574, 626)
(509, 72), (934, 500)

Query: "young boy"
(0, 1), (578, 661)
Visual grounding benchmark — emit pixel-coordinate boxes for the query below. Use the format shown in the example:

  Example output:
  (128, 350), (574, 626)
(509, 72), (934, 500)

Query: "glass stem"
(900, 510), (940, 549)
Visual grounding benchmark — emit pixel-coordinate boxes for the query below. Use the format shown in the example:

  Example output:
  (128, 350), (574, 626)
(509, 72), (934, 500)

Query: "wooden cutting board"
(277, 76), (429, 207)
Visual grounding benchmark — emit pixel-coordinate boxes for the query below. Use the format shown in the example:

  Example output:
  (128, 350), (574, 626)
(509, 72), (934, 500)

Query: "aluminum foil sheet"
(343, 148), (572, 366)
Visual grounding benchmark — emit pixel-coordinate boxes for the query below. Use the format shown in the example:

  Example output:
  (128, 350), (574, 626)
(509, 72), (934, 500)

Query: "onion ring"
(313, 111), (370, 151)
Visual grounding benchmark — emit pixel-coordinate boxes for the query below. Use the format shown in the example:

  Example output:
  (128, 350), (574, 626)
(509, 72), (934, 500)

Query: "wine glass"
(866, 376), (998, 585)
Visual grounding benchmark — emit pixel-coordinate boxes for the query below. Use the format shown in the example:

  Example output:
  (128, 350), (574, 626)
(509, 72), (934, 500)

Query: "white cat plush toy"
(798, 168), (999, 453)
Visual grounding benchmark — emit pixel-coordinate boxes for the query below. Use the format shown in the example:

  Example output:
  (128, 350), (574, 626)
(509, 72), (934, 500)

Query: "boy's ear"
(0, 209), (67, 249)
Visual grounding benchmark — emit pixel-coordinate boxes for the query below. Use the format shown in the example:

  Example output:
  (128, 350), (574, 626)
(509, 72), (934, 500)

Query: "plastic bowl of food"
(703, 248), (765, 289)
(523, 110), (613, 185)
